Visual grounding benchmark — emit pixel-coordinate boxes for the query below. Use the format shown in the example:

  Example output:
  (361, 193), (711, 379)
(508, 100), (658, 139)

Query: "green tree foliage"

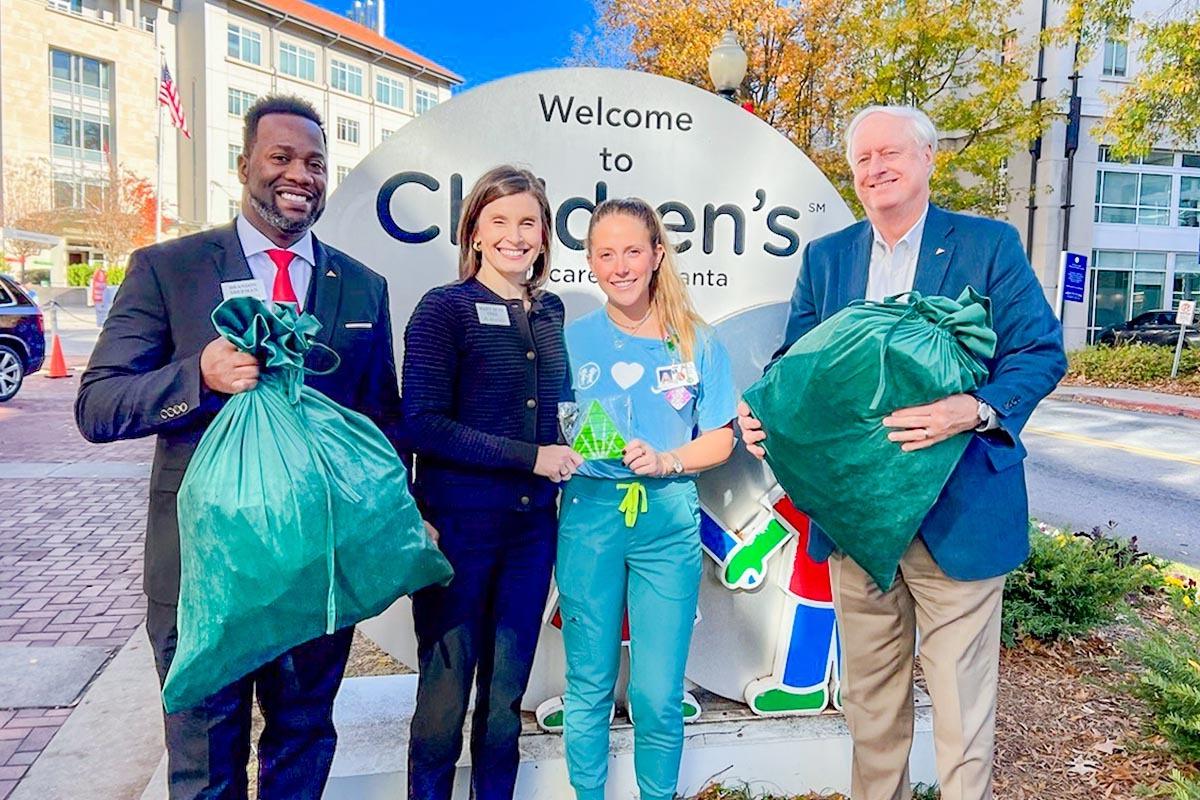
(1095, 15), (1200, 159)
(573, 0), (1052, 215)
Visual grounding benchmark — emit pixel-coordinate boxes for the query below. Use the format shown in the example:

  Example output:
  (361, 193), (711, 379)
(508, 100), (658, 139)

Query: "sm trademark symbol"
(808, 202), (826, 213)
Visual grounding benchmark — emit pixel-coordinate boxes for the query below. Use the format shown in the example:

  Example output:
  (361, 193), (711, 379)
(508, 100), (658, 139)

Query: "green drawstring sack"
(164, 296), (452, 713)
(743, 288), (996, 591)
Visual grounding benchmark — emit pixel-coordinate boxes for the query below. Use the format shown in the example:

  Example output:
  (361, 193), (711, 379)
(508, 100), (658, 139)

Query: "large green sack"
(164, 297), (452, 713)
(743, 288), (996, 591)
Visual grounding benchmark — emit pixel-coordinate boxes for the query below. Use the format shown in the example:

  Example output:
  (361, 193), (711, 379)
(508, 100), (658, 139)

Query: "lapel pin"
(326, 270), (337, 277)
(935, 247), (946, 255)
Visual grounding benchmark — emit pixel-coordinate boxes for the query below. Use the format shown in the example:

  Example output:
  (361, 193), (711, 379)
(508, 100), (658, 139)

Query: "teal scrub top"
(565, 309), (736, 480)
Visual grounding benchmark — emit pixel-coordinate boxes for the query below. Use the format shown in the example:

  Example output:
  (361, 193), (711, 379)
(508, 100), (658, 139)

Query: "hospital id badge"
(655, 361), (699, 392)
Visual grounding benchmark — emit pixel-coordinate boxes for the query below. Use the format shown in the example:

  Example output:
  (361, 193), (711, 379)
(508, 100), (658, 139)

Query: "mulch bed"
(994, 629), (1183, 799)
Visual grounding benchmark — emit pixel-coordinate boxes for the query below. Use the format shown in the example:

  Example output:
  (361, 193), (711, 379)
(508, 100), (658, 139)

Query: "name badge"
(475, 303), (511, 326)
(220, 279), (266, 302)
(655, 361), (699, 392)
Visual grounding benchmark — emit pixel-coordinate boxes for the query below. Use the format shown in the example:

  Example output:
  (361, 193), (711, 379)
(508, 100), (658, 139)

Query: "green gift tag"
(572, 399), (627, 460)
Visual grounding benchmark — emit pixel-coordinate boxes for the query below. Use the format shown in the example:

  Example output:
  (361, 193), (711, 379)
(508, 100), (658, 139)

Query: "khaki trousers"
(829, 538), (1006, 800)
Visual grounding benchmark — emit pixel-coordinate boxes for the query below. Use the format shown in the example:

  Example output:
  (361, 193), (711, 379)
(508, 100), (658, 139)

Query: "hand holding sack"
(743, 288), (996, 591)
(163, 297), (452, 713)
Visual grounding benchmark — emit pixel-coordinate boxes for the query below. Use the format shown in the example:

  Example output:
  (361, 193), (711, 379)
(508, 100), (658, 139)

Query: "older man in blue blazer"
(739, 105), (1066, 800)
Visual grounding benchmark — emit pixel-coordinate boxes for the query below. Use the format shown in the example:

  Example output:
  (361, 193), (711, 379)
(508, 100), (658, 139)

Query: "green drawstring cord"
(616, 482), (648, 527)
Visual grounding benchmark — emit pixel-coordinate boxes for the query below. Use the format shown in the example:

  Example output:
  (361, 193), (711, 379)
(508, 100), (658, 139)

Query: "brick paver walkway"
(0, 364), (152, 799)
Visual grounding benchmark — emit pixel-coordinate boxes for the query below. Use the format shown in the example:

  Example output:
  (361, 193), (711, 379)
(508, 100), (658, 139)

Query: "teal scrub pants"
(557, 475), (702, 800)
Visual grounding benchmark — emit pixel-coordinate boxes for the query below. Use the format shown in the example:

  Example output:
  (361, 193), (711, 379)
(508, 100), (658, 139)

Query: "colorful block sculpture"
(699, 487), (842, 716)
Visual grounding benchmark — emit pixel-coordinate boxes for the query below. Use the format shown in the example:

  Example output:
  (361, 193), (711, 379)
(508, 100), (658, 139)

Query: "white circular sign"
(318, 67), (855, 713)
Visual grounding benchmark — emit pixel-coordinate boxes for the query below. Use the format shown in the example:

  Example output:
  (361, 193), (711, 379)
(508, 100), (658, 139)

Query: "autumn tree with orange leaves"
(573, 0), (1053, 216)
(82, 164), (163, 267)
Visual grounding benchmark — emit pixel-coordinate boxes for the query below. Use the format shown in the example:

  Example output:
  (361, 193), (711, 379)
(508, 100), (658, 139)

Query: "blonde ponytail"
(587, 198), (707, 362)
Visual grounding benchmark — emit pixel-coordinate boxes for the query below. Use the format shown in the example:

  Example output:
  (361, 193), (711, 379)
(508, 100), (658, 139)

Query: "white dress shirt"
(236, 214), (315, 311)
(865, 209), (927, 303)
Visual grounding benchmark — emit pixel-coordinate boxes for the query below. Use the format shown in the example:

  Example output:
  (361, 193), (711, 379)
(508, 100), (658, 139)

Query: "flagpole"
(156, 48), (165, 242)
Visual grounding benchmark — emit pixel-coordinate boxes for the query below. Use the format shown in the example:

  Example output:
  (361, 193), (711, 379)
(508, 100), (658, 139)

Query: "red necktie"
(266, 248), (298, 305)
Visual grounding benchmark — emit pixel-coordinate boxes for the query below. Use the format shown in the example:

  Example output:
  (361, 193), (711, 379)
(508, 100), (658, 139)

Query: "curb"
(1052, 391), (1200, 420)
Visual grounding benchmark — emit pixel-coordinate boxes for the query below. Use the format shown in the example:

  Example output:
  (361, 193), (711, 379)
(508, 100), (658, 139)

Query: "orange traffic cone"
(46, 334), (70, 379)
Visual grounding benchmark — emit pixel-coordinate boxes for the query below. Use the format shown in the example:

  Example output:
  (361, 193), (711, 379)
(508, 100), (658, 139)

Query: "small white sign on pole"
(1177, 300), (1196, 327)
(1171, 300), (1195, 379)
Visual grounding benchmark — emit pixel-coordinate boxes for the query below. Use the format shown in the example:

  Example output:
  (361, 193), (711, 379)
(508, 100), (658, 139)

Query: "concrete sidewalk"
(1052, 384), (1200, 419)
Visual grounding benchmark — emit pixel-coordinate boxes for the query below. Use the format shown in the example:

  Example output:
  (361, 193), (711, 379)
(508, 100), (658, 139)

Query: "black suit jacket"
(76, 222), (402, 604)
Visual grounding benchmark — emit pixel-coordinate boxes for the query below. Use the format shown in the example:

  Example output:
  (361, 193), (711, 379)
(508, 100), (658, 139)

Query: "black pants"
(407, 507), (557, 800)
(146, 600), (354, 800)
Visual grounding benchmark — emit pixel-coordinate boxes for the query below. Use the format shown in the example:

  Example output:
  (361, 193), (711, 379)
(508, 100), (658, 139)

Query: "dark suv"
(0, 274), (45, 401)
(1097, 309), (1200, 348)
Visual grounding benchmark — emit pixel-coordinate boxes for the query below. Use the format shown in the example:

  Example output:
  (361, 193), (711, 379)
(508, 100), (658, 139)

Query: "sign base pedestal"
(323, 674), (937, 799)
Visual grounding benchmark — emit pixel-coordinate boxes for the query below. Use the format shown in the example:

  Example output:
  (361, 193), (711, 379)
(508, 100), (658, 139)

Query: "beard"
(248, 190), (324, 235)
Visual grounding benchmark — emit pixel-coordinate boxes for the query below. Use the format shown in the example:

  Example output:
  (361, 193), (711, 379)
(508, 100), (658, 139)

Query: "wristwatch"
(665, 452), (685, 475)
(974, 398), (996, 432)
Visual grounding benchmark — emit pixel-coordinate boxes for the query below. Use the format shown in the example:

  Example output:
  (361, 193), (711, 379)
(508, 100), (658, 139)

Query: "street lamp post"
(708, 30), (748, 102)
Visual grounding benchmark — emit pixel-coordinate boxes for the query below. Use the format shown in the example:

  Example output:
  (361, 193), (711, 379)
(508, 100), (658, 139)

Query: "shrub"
(1127, 578), (1200, 765)
(1067, 344), (1200, 384)
(66, 263), (125, 287)
(1002, 523), (1163, 647)
(66, 264), (94, 287)
(21, 268), (50, 286)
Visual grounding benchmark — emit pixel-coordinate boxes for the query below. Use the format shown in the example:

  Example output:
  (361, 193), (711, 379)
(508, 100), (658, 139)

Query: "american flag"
(158, 63), (190, 139)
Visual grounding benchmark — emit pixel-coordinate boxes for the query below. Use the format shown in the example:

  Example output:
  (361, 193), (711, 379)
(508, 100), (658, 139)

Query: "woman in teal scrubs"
(559, 197), (736, 800)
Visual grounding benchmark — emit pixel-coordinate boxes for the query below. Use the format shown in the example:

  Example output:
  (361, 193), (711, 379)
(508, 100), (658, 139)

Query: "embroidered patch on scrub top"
(611, 361), (644, 390)
(665, 386), (693, 410)
(475, 303), (511, 326)
(576, 362), (601, 391)
(655, 361), (699, 392)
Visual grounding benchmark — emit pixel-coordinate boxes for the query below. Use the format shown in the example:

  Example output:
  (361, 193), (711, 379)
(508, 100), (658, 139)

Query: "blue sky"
(325, 0), (603, 88)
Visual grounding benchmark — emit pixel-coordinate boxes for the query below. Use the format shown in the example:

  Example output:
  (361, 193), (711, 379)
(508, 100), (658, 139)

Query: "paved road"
(1026, 399), (1200, 564)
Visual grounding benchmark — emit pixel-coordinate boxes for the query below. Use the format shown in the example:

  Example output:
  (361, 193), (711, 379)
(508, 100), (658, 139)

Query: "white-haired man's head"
(845, 105), (938, 228)
(844, 106), (939, 168)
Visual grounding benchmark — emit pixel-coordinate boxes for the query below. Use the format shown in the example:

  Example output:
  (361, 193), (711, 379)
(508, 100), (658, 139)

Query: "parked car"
(0, 274), (46, 401)
(1097, 309), (1200, 348)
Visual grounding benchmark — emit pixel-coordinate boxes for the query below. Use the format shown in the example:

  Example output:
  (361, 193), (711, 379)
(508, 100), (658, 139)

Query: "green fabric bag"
(743, 288), (996, 591)
(163, 297), (452, 713)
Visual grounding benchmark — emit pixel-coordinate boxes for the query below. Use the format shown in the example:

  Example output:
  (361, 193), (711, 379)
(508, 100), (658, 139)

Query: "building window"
(330, 59), (363, 96)
(1095, 170), (1172, 225)
(1102, 35), (1128, 77)
(1183, 153), (1200, 169)
(375, 74), (405, 109)
(51, 177), (105, 210)
(140, 9), (156, 33)
(415, 87), (437, 115)
(51, 109), (111, 164)
(1098, 146), (1174, 166)
(228, 143), (242, 172)
(1000, 30), (1018, 65)
(228, 200), (240, 220)
(279, 42), (316, 82)
(381, 128), (395, 141)
(228, 88), (257, 117)
(336, 117), (359, 144)
(50, 49), (111, 102)
(1088, 250), (1169, 340)
(227, 24), (262, 65)
(48, 0), (83, 15)
(1175, 254), (1200, 307)
(1180, 177), (1200, 227)
(337, 166), (350, 184)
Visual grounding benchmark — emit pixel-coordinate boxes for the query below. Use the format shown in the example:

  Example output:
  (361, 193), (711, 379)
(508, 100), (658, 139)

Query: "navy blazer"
(75, 222), (402, 603)
(778, 204), (1067, 580)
